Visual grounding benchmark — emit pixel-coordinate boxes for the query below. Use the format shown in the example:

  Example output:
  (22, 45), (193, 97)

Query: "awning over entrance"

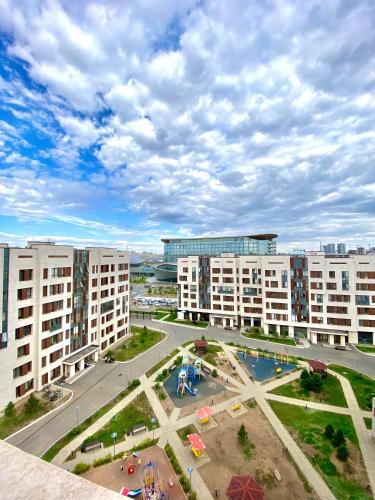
(310, 328), (347, 336)
(63, 344), (99, 365)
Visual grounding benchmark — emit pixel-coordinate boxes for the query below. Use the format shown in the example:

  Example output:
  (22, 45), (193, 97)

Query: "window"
(329, 271), (335, 279)
(356, 295), (370, 305)
(13, 361), (32, 378)
(326, 282), (337, 290)
(17, 344), (30, 358)
(17, 287), (32, 300)
(43, 268), (48, 279)
(16, 379), (33, 397)
(316, 294), (324, 304)
(15, 324), (32, 339)
(19, 269), (33, 281)
(18, 306), (33, 319)
(243, 287), (257, 296)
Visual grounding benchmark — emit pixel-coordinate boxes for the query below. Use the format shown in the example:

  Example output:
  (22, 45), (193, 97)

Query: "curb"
(100, 325), (169, 365)
(152, 318), (209, 330)
(5, 387), (74, 443)
(239, 332), (300, 348)
(351, 344), (375, 357)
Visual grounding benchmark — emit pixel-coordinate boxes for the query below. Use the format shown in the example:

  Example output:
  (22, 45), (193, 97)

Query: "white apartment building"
(177, 252), (375, 346)
(0, 242), (129, 411)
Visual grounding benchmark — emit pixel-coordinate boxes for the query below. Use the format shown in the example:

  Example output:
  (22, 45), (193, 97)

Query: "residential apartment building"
(177, 252), (375, 346)
(0, 242), (129, 411)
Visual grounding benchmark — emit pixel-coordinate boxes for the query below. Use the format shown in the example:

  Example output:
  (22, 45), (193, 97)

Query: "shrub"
(179, 473), (191, 493)
(155, 382), (160, 390)
(188, 492), (198, 500)
(316, 457), (337, 476)
(24, 393), (42, 415)
(4, 401), (16, 419)
(300, 369), (309, 380)
(93, 454), (112, 467)
(211, 369), (218, 378)
(332, 429), (345, 447)
(237, 424), (248, 445)
(106, 349), (114, 357)
(336, 444), (349, 462)
(72, 462), (90, 475)
(324, 424), (334, 440)
(159, 391), (166, 400)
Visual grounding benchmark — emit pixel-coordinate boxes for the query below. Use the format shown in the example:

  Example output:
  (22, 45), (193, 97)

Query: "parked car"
(335, 345), (346, 350)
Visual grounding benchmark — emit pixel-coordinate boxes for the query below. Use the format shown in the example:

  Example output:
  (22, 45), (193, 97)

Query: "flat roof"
(63, 345), (99, 365)
(161, 234), (277, 243)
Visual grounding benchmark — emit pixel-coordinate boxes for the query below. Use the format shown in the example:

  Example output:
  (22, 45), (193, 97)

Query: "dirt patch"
(83, 445), (184, 499)
(199, 408), (317, 500)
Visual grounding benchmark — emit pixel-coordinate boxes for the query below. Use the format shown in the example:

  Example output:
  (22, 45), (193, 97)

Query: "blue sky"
(0, 0), (375, 253)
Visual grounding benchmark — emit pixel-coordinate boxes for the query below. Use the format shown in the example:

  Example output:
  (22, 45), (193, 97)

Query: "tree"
(300, 369), (309, 381)
(24, 393), (42, 415)
(332, 428), (345, 447)
(211, 368), (218, 378)
(237, 424), (248, 445)
(201, 335), (206, 341)
(336, 444), (349, 462)
(310, 373), (323, 393)
(324, 424), (334, 440)
(4, 401), (16, 419)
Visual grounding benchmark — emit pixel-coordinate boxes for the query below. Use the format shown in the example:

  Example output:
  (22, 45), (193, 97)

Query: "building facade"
(177, 252), (375, 346)
(0, 242), (129, 411)
(153, 234), (277, 281)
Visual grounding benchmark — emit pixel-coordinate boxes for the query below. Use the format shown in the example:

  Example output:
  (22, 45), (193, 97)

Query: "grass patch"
(177, 424), (198, 444)
(269, 373), (347, 407)
(146, 349), (180, 377)
(110, 326), (165, 362)
(0, 394), (52, 440)
(189, 344), (223, 366)
(329, 365), (375, 410)
(81, 392), (156, 448)
(164, 311), (208, 328)
(41, 379), (141, 462)
(93, 454), (112, 467)
(270, 400), (371, 500)
(364, 417), (372, 430)
(242, 330), (295, 345)
(154, 310), (171, 320)
(355, 345), (375, 354)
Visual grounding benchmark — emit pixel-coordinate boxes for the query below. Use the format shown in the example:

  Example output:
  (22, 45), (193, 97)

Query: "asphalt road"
(7, 318), (375, 457)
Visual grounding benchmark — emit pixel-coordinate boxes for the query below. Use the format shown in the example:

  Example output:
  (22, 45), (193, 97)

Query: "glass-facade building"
(162, 234), (277, 262)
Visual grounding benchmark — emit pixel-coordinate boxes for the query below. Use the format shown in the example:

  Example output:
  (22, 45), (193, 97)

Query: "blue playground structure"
(176, 354), (202, 397)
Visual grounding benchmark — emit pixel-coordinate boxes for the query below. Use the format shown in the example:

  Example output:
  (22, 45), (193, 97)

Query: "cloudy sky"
(0, 0), (375, 253)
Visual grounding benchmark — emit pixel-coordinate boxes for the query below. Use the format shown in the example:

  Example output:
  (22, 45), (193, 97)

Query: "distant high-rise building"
(337, 243), (346, 254)
(323, 243), (336, 254)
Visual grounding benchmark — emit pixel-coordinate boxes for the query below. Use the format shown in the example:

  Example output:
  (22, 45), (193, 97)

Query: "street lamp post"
(187, 467), (193, 492)
(75, 405), (79, 427)
(150, 417), (156, 441)
(111, 432), (117, 457)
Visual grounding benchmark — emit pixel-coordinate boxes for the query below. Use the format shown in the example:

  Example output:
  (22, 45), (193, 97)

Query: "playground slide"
(184, 382), (196, 396)
(120, 487), (142, 497)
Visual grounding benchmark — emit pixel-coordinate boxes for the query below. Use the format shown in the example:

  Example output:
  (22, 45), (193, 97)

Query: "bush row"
(164, 443), (198, 499)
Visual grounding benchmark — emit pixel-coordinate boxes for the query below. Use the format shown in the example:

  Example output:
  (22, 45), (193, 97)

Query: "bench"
(132, 424), (147, 436)
(81, 441), (102, 453)
(202, 365), (211, 374)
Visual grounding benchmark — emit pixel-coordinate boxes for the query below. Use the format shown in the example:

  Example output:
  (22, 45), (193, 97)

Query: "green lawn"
(355, 345), (375, 354)
(329, 365), (375, 410)
(269, 373), (347, 407)
(107, 326), (165, 362)
(189, 344), (223, 366)
(363, 417), (372, 430)
(82, 392), (156, 448)
(42, 380), (141, 462)
(270, 401), (371, 500)
(163, 311), (208, 328)
(0, 396), (51, 440)
(177, 424), (198, 444)
(242, 331), (295, 345)
(154, 310), (171, 320)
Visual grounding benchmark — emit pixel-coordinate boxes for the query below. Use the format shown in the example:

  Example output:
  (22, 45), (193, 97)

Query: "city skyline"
(0, 1), (375, 252)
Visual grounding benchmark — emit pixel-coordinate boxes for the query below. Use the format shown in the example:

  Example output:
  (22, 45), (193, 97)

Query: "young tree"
(300, 369), (309, 380)
(211, 368), (218, 378)
(324, 423), (334, 440)
(336, 444), (349, 462)
(237, 424), (248, 445)
(4, 401), (16, 419)
(310, 373), (323, 393)
(24, 393), (42, 415)
(332, 428), (345, 447)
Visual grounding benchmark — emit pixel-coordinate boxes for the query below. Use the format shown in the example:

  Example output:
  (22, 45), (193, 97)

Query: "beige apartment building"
(177, 252), (375, 346)
(0, 242), (129, 411)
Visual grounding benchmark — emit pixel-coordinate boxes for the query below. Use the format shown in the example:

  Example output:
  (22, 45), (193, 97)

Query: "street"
(6, 318), (375, 458)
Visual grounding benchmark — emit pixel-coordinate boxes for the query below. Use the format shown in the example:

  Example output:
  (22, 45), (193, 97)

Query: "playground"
(163, 354), (226, 408)
(199, 408), (315, 499)
(236, 350), (297, 381)
(83, 445), (185, 500)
